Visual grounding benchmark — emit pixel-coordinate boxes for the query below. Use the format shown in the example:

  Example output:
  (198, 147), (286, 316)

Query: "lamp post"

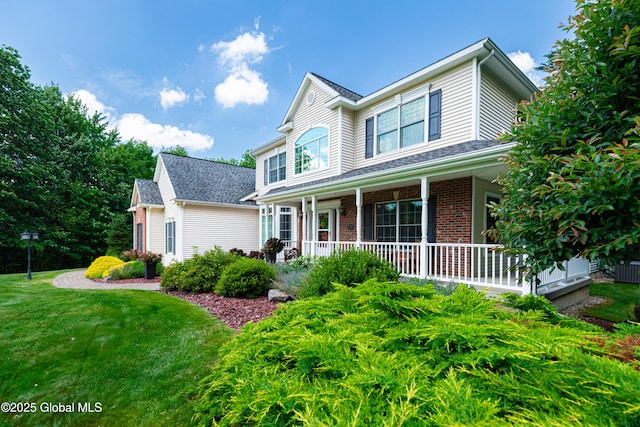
(21, 230), (39, 280)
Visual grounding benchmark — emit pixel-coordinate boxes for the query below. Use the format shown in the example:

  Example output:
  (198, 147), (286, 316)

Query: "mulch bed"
(94, 277), (279, 330)
(96, 278), (618, 332)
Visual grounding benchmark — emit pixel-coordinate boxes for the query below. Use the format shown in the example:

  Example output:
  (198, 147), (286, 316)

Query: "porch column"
(355, 187), (362, 249)
(301, 197), (307, 255)
(420, 177), (429, 278)
(311, 196), (317, 256)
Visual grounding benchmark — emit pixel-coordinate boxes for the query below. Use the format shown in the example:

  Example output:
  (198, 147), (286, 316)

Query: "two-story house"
(251, 38), (592, 302)
(130, 38), (591, 305)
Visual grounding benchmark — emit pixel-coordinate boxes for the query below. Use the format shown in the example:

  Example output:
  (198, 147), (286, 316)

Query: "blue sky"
(1, 0), (576, 160)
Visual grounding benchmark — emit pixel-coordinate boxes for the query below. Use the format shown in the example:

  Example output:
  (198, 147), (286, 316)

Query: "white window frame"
(370, 84), (431, 157)
(267, 151), (286, 185)
(294, 127), (330, 175)
(165, 220), (176, 254)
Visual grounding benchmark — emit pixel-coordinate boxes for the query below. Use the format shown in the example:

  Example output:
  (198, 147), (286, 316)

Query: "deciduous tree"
(489, 0), (640, 278)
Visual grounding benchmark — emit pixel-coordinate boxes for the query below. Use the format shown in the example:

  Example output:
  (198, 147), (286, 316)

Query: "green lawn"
(0, 270), (233, 427)
(584, 281), (640, 322)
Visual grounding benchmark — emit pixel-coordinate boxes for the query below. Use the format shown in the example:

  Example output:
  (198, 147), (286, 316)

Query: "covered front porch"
(259, 144), (591, 298)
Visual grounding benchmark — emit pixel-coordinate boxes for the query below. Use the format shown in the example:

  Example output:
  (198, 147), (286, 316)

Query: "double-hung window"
(377, 97), (425, 154)
(295, 127), (329, 174)
(366, 89), (441, 158)
(165, 220), (176, 254)
(264, 152), (286, 185)
(375, 200), (422, 242)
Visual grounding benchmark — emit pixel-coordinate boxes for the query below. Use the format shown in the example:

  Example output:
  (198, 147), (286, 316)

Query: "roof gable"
(133, 179), (163, 206)
(159, 153), (257, 206)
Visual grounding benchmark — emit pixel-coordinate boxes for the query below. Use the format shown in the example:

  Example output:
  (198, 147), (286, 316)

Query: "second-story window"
(365, 90), (441, 158)
(377, 97), (425, 154)
(295, 127), (329, 174)
(265, 152), (286, 185)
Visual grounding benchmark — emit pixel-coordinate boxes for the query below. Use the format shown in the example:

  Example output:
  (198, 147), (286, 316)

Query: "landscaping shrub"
(298, 248), (399, 298)
(119, 249), (140, 262)
(85, 256), (125, 279)
(107, 260), (165, 280)
(195, 281), (640, 426)
(215, 258), (275, 298)
(160, 247), (238, 292)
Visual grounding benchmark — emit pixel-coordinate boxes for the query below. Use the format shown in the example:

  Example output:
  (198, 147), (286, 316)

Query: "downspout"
(338, 105), (343, 174)
(474, 49), (495, 140)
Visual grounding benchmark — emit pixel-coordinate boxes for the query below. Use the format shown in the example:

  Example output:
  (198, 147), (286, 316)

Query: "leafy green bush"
(85, 256), (125, 279)
(160, 247), (238, 292)
(195, 281), (640, 426)
(215, 258), (275, 298)
(106, 260), (165, 280)
(298, 248), (399, 298)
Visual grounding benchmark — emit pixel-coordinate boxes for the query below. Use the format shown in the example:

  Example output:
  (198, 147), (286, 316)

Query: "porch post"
(420, 177), (429, 278)
(311, 196), (317, 256)
(301, 197), (307, 255)
(355, 187), (362, 249)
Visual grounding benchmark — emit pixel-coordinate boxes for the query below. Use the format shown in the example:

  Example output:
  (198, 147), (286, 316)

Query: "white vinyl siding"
(479, 70), (519, 140)
(285, 83), (339, 186)
(354, 61), (474, 169)
(182, 205), (259, 259)
(149, 208), (165, 259)
(255, 141), (287, 195)
(340, 108), (356, 172)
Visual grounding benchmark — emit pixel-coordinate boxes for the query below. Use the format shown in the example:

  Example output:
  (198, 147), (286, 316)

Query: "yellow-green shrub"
(85, 256), (124, 279)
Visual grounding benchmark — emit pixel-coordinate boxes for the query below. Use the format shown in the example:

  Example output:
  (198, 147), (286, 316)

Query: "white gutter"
(474, 49), (496, 140)
(171, 199), (260, 210)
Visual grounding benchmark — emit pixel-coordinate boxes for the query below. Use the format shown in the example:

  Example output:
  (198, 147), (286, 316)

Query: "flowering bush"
(85, 256), (125, 279)
(120, 249), (140, 262)
(138, 251), (162, 264)
(262, 238), (284, 254)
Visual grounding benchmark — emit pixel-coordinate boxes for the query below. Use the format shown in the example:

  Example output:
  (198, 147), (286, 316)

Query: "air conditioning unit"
(614, 261), (640, 284)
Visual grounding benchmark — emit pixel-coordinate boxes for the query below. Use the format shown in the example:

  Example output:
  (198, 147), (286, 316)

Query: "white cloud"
(70, 89), (115, 120)
(159, 77), (189, 110)
(212, 31), (268, 67)
(193, 88), (206, 102)
(68, 89), (214, 152)
(160, 87), (188, 110)
(507, 50), (545, 87)
(210, 25), (270, 108)
(118, 113), (214, 151)
(214, 64), (269, 108)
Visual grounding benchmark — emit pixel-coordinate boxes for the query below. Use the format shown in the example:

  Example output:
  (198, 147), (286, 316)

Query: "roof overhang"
(256, 142), (515, 203)
(172, 199), (259, 210)
(324, 38), (537, 112)
(251, 135), (286, 156)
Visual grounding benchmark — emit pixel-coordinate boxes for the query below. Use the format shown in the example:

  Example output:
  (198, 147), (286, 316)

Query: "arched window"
(294, 127), (328, 174)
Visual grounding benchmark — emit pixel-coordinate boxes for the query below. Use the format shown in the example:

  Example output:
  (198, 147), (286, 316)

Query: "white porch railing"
(301, 240), (591, 294)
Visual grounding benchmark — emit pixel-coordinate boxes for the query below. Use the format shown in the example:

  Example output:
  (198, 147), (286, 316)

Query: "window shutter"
(428, 90), (441, 141)
(263, 159), (268, 185)
(365, 117), (374, 158)
(363, 204), (373, 240)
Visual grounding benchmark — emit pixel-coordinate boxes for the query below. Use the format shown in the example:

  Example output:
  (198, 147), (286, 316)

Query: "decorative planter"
(144, 262), (157, 279)
(266, 252), (277, 264)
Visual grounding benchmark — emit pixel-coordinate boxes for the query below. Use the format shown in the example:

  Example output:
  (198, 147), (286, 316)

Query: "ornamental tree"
(488, 0), (640, 277)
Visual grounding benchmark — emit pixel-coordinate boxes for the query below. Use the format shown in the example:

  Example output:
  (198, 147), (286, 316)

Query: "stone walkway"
(52, 270), (161, 291)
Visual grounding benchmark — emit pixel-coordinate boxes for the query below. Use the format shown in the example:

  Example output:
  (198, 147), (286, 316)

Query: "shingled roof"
(310, 73), (363, 102)
(160, 153), (256, 206)
(263, 139), (504, 196)
(135, 179), (163, 205)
